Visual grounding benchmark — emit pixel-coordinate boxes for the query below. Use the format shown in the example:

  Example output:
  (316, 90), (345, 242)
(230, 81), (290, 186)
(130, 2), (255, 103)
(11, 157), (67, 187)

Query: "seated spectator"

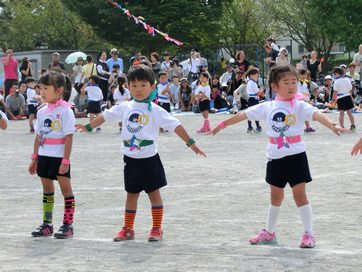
(73, 83), (88, 118)
(5, 82), (26, 120)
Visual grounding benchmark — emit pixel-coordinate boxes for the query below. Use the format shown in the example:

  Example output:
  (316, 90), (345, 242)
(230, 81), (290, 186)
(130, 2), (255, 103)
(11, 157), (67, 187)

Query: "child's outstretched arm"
(208, 112), (248, 135)
(312, 112), (349, 135)
(351, 138), (362, 156)
(76, 114), (105, 132)
(174, 125), (206, 157)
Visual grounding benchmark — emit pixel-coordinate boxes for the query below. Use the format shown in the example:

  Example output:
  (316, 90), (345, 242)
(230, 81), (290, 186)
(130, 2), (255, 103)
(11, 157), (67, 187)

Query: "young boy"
(81, 75), (103, 132)
(332, 67), (356, 131)
(25, 77), (40, 133)
(170, 75), (180, 110)
(157, 72), (172, 113)
(76, 65), (205, 242)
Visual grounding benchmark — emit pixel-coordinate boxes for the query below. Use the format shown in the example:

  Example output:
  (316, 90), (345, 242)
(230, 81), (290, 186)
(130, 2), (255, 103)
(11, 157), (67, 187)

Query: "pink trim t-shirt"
(1, 57), (18, 80)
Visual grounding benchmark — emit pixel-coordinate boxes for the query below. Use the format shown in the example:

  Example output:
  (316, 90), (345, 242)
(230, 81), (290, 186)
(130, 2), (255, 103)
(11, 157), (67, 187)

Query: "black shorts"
(266, 152), (312, 188)
(248, 97), (259, 107)
(123, 154), (167, 193)
(199, 99), (210, 112)
(37, 155), (71, 180)
(158, 102), (171, 112)
(87, 101), (101, 114)
(337, 95), (354, 111)
(28, 104), (37, 115)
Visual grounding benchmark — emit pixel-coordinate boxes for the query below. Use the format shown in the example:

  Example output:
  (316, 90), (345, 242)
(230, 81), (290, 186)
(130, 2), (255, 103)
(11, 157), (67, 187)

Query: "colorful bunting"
(108, 0), (184, 46)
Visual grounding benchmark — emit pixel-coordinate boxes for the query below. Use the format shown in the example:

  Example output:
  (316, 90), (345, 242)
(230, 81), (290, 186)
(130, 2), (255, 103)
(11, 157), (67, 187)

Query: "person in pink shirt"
(1, 49), (18, 97)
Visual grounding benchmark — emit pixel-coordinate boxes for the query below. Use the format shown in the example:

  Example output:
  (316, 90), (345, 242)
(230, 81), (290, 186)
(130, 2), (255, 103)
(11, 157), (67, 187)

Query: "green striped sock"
(43, 193), (54, 224)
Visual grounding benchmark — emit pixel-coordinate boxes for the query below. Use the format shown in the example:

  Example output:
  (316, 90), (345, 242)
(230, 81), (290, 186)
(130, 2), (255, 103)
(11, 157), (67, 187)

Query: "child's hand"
(75, 124), (87, 132)
(330, 125), (350, 136)
(207, 126), (221, 135)
(28, 161), (37, 175)
(351, 138), (362, 156)
(59, 163), (69, 175)
(190, 144), (206, 157)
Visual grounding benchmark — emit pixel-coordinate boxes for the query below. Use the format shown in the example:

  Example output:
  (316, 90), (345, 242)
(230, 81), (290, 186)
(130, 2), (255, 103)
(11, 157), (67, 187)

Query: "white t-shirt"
(103, 101), (181, 159)
(246, 80), (259, 97)
(297, 81), (310, 100)
(194, 85), (211, 99)
(333, 78), (352, 100)
(85, 85), (103, 102)
(353, 53), (362, 73)
(190, 58), (201, 73)
(68, 87), (78, 106)
(113, 87), (131, 105)
(26, 88), (38, 105)
(245, 100), (318, 159)
(35, 106), (76, 158)
(220, 72), (232, 87)
(157, 83), (171, 103)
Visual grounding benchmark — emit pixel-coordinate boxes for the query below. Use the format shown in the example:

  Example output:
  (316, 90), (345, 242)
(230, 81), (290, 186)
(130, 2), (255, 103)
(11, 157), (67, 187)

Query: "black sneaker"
(54, 224), (73, 239)
(350, 125), (356, 132)
(31, 223), (53, 237)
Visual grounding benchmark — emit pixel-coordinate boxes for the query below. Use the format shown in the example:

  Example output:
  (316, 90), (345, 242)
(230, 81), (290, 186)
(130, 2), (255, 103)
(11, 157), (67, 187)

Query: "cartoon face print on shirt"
(38, 114), (61, 145)
(270, 109), (297, 135)
(125, 110), (149, 134)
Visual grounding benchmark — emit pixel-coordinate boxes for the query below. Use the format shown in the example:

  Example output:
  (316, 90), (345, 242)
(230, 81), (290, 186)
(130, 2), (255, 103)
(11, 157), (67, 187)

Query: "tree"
(0, 0), (106, 51)
(216, 0), (272, 59)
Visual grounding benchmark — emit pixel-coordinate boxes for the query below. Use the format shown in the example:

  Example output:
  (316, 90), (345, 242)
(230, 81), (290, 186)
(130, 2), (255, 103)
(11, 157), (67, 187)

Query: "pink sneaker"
(197, 126), (210, 133)
(148, 227), (163, 242)
(113, 226), (135, 242)
(300, 232), (315, 248)
(249, 229), (277, 245)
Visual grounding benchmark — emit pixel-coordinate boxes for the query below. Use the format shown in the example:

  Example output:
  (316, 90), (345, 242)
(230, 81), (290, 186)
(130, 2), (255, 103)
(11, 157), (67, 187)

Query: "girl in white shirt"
(28, 71), (76, 239)
(194, 72), (212, 133)
(209, 65), (347, 249)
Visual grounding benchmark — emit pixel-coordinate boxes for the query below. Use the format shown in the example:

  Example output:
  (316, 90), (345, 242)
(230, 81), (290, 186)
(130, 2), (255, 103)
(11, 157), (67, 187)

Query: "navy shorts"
(266, 152), (312, 188)
(28, 104), (37, 116)
(37, 155), (71, 180)
(123, 154), (167, 193)
(248, 97), (259, 107)
(158, 102), (171, 112)
(199, 99), (210, 112)
(337, 95), (354, 111)
(87, 101), (101, 114)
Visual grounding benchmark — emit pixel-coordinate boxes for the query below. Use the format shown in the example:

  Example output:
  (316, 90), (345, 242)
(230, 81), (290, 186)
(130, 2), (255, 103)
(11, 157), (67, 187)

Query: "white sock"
(266, 205), (280, 233)
(298, 204), (313, 234)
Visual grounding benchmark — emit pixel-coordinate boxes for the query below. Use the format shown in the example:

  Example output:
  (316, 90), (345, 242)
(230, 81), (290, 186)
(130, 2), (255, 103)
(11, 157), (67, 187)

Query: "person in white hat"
(106, 48), (124, 74)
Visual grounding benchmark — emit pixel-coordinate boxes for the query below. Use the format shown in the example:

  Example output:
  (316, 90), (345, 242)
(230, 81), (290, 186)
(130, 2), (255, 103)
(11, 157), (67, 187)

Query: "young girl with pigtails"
(28, 71), (76, 239)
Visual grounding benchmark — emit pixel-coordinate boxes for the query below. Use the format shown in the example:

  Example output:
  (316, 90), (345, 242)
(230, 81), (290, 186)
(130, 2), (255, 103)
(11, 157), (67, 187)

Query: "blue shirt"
(106, 58), (124, 74)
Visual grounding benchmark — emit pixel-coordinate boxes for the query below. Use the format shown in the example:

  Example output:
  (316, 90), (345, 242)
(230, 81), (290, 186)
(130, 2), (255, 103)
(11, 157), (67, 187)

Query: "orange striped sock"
(124, 209), (136, 229)
(152, 205), (163, 229)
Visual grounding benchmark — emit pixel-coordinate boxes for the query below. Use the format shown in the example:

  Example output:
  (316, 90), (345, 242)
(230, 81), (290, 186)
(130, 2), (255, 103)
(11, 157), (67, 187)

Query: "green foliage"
(0, 0), (106, 51)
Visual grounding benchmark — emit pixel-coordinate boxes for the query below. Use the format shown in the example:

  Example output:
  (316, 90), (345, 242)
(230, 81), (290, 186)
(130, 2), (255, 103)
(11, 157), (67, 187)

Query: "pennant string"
(108, 0), (184, 46)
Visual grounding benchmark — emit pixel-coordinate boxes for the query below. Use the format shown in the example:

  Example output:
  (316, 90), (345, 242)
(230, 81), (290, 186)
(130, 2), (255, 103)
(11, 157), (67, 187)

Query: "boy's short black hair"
(12, 81), (19, 87)
(298, 68), (308, 75)
(127, 64), (156, 85)
(25, 77), (36, 84)
(245, 68), (259, 77)
(333, 67), (343, 75)
(89, 75), (100, 84)
(112, 64), (120, 69)
(158, 71), (168, 78)
(172, 75), (180, 79)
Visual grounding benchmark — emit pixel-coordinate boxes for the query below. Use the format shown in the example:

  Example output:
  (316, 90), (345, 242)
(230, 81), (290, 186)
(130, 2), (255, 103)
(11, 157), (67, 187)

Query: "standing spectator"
(72, 57), (84, 85)
(106, 48), (124, 74)
(97, 51), (111, 102)
(1, 48), (18, 97)
(235, 50), (250, 72)
(80, 55), (97, 83)
(161, 52), (172, 79)
(150, 52), (161, 75)
(267, 37), (280, 52)
(195, 51), (208, 72)
(264, 45), (279, 69)
(307, 51), (322, 83)
(19, 57), (33, 82)
(188, 50), (201, 82)
(5, 81), (26, 119)
(48, 52), (65, 72)
(352, 44), (362, 81)
(276, 48), (290, 66)
(170, 75), (181, 110)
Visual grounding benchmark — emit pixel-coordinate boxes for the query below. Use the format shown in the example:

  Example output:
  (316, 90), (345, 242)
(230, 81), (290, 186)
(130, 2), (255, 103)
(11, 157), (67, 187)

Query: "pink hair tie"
(61, 159), (70, 165)
(218, 121), (227, 129)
